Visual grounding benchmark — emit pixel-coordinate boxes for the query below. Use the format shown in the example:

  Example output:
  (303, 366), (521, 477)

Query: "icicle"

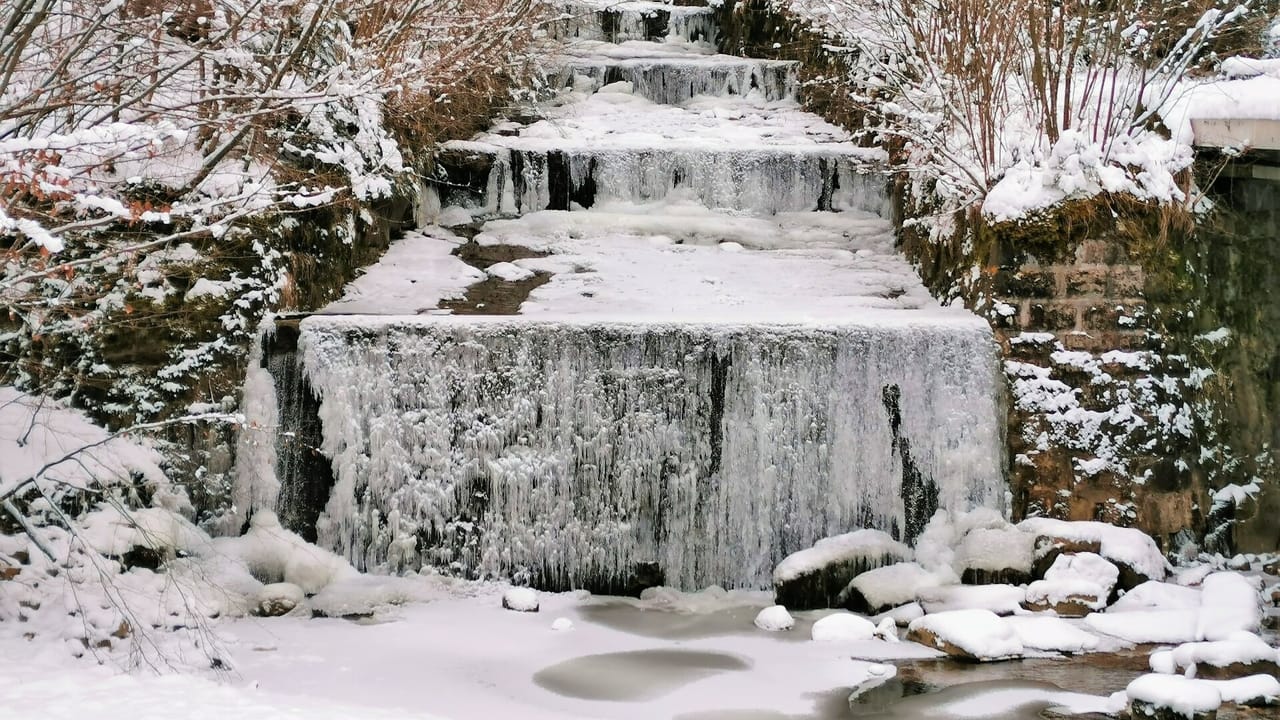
(295, 318), (1004, 590)
(227, 320), (281, 534)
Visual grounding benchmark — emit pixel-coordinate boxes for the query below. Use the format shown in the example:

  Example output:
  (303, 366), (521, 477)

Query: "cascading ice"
(295, 317), (1004, 590)
(551, 58), (799, 104)
(436, 145), (891, 216)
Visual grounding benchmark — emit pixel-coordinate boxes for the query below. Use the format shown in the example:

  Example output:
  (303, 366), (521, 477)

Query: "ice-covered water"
(545, 2), (719, 44)
(436, 145), (889, 216)
(549, 57), (799, 104)
(295, 317), (1003, 590)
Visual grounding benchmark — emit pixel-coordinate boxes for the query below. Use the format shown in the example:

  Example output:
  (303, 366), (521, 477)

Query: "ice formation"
(261, 11), (1006, 593)
(296, 317), (1003, 590)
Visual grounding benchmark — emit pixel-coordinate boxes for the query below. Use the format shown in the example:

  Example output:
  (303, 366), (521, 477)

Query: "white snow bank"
(1126, 674), (1222, 715)
(912, 510), (962, 583)
(811, 612), (877, 642)
(1018, 518), (1169, 581)
(0, 386), (167, 497)
(908, 609), (1023, 660)
(213, 511), (357, 594)
(917, 584), (1026, 616)
(843, 562), (940, 611)
(774, 529), (911, 584)
(755, 605), (796, 631)
(1005, 615), (1100, 654)
(79, 505), (210, 558)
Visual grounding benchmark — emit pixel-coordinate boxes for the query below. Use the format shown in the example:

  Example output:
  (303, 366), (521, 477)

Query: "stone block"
(1028, 302), (1079, 331)
(995, 268), (1055, 298)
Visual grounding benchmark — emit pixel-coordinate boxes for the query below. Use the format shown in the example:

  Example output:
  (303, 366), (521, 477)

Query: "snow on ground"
(0, 386), (168, 496)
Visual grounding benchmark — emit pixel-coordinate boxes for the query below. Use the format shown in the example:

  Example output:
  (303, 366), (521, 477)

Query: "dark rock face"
(960, 568), (1032, 586)
(882, 384), (938, 546)
(264, 322), (335, 543)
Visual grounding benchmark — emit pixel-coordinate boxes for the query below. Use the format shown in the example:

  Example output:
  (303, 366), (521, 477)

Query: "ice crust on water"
(298, 316), (1004, 589)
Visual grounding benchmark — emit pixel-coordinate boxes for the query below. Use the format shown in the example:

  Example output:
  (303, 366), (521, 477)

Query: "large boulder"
(1018, 518), (1169, 590)
(1127, 675), (1221, 720)
(906, 609), (1023, 662)
(773, 530), (911, 610)
(954, 527), (1036, 586)
(839, 562), (940, 615)
(255, 582), (305, 617)
(1150, 632), (1280, 680)
(1023, 552), (1120, 616)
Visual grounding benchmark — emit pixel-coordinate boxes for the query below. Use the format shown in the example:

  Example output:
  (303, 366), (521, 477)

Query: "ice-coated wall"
(551, 59), (799, 104)
(290, 317), (1004, 590)
(435, 145), (891, 217)
(545, 4), (719, 45)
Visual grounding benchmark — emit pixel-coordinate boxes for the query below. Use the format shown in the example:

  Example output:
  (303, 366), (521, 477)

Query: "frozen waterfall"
(285, 317), (1004, 591)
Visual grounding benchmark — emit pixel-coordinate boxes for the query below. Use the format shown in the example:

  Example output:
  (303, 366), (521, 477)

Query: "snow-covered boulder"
(1023, 552), (1120, 616)
(213, 511), (357, 594)
(1087, 610), (1201, 645)
(917, 584), (1025, 616)
(955, 526), (1036, 585)
(754, 605), (795, 632)
(1004, 615), (1100, 654)
(906, 609), (1023, 662)
(502, 587), (540, 612)
(1197, 572), (1262, 640)
(873, 616), (899, 642)
(551, 617), (574, 631)
(810, 612), (876, 642)
(839, 562), (940, 614)
(255, 583), (305, 617)
(773, 530), (911, 610)
(1109, 581), (1201, 613)
(1019, 518), (1169, 590)
(1127, 674), (1221, 720)
(80, 505), (210, 570)
(1150, 632), (1280, 679)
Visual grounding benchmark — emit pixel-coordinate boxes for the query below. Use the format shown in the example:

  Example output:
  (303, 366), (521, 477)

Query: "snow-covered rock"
(1086, 610), (1201, 645)
(810, 612), (876, 642)
(502, 587), (540, 612)
(954, 526), (1035, 585)
(1150, 632), (1280, 679)
(214, 511), (357, 594)
(839, 562), (940, 614)
(551, 617), (574, 631)
(754, 605), (795, 632)
(1018, 518), (1168, 589)
(1197, 572), (1262, 640)
(873, 616), (899, 643)
(1126, 674), (1221, 719)
(255, 583), (305, 617)
(874, 601), (925, 627)
(1024, 552), (1120, 615)
(773, 530), (912, 610)
(917, 584), (1025, 616)
(1005, 615), (1100, 654)
(906, 609), (1023, 662)
(1110, 581), (1202, 613)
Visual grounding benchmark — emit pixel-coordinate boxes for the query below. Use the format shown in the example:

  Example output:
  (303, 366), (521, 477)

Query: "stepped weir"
(260, 0), (1005, 592)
